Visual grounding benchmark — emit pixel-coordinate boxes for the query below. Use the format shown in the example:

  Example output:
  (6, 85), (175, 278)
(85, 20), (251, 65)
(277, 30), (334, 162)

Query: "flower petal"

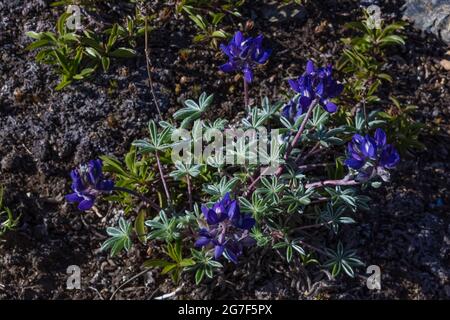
(299, 95), (312, 108)
(239, 216), (255, 230)
(306, 60), (315, 75)
(224, 247), (239, 264)
(195, 237), (211, 248)
(65, 193), (83, 203)
(78, 198), (95, 211)
(227, 200), (239, 221)
(344, 158), (365, 170)
(214, 245), (225, 259)
(288, 79), (300, 93)
(374, 128), (387, 147)
(256, 49), (271, 64)
(220, 62), (236, 73)
(323, 100), (338, 113)
(233, 31), (244, 46)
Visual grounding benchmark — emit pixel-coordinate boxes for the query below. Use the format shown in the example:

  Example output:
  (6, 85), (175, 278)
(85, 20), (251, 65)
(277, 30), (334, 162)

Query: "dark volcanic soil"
(0, 0), (449, 299)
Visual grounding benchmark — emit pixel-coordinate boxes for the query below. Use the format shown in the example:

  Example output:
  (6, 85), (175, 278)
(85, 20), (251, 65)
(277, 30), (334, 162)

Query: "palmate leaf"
(324, 242), (364, 278)
(145, 211), (180, 243)
(174, 92), (214, 128)
(203, 176), (239, 200)
(133, 121), (172, 153)
(101, 217), (132, 257)
(170, 161), (202, 180)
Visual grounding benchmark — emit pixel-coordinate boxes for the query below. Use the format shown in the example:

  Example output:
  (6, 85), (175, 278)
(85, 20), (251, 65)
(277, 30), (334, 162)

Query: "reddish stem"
(305, 178), (359, 189)
(155, 151), (172, 206)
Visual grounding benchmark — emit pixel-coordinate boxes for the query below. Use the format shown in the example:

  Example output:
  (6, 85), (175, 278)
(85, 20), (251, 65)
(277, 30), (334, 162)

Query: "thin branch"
(297, 162), (333, 171)
(305, 177), (359, 189)
(186, 174), (193, 211)
(144, 15), (163, 119)
(155, 151), (172, 206)
(295, 141), (321, 164)
(289, 221), (333, 234)
(283, 101), (318, 163)
(113, 186), (161, 212)
(274, 101), (318, 177)
(109, 268), (151, 300)
(247, 100), (319, 195)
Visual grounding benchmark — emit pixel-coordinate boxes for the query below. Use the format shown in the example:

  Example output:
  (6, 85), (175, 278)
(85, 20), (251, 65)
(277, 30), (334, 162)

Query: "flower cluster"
(345, 128), (400, 180)
(219, 31), (271, 83)
(283, 60), (343, 120)
(195, 193), (255, 263)
(65, 159), (114, 211)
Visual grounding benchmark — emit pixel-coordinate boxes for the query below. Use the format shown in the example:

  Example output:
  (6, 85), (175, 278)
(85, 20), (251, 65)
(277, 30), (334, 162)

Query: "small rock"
(440, 59), (450, 71)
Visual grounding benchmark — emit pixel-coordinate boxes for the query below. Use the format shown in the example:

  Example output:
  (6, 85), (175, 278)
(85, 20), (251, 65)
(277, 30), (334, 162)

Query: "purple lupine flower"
(287, 60), (343, 115)
(65, 159), (114, 211)
(345, 128), (400, 177)
(196, 193), (255, 264)
(219, 31), (271, 83)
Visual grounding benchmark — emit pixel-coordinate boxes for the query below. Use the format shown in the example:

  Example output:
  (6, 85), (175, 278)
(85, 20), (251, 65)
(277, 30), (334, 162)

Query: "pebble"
(440, 59), (450, 71)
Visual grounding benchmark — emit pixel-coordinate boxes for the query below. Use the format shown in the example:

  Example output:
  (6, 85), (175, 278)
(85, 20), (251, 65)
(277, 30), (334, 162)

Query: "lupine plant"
(219, 31), (271, 107)
(335, 9), (422, 155)
(66, 33), (400, 284)
(26, 12), (139, 89)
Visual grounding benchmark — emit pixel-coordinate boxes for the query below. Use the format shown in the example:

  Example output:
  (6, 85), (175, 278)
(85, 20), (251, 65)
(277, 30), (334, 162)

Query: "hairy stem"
(247, 100), (319, 196)
(145, 16), (163, 119)
(297, 162), (333, 171)
(305, 177), (359, 189)
(186, 174), (193, 211)
(283, 100), (318, 163)
(155, 151), (172, 207)
(113, 186), (160, 212)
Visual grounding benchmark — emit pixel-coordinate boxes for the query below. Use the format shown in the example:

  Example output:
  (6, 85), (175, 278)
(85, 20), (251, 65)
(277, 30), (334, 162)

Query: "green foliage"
(135, 209), (148, 244)
(0, 187), (20, 237)
(26, 11), (142, 89)
(145, 211), (181, 243)
(176, 0), (244, 17)
(378, 97), (425, 155)
(26, 13), (95, 90)
(336, 9), (421, 157)
(188, 13), (228, 48)
(81, 24), (136, 72)
(143, 241), (195, 284)
(176, 0), (244, 48)
(272, 238), (305, 263)
(95, 91), (388, 282)
(189, 249), (223, 284)
(170, 161), (203, 180)
(132, 120), (172, 153)
(101, 147), (155, 213)
(173, 92), (214, 128)
(101, 217), (132, 257)
(337, 10), (405, 103)
(324, 242), (364, 277)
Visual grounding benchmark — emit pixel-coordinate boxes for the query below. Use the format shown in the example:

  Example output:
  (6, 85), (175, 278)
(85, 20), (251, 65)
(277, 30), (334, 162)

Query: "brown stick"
(144, 16), (163, 119)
